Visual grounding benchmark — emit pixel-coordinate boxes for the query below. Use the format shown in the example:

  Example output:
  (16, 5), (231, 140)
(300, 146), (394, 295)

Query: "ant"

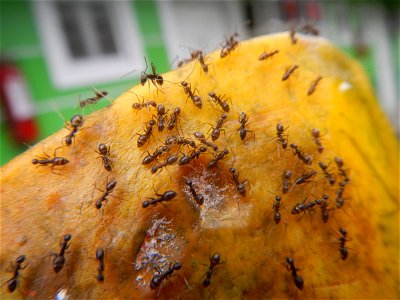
(208, 92), (230, 112)
(193, 132), (218, 151)
(3, 255), (26, 293)
(307, 76), (323, 96)
(95, 179), (117, 209)
(151, 155), (178, 174)
(258, 49), (279, 61)
(96, 248), (105, 282)
(165, 135), (196, 148)
(142, 190), (177, 208)
(334, 157), (350, 184)
(132, 98), (157, 111)
(142, 145), (170, 165)
(282, 65), (299, 81)
(203, 253), (222, 287)
(51, 234), (71, 273)
(286, 257), (303, 290)
(289, 27), (297, 44)
(282, 170), (293, 194)
(319, 194), (332, 223)
(167, 107), (181, 131)
(192, 49), (209, 73)
(179, 146), (207, 165)
(291, 197), (322, 215)
(64, 114), (84, 146)
(80, 91), (108, 108)
(186, 180), (204, 205)
(318, 162), (335, 185)
(207, 149), (229, 169)
(302, 24), (320, 36)
(181, 81), (202, 108)
(220, 32), (239, 58)
(156, 104), (167, 132)
(229, 167), (248, 195)
(96, 143), (113, 172)
(140, 58), (163, 87)
(338, 227), (350, 260)
(290, 144), (312, 165)
(293, 170), (317, 185)
(32, 147), (69, 171)
(272, 196), (283, 224)
(238, 112), (252, 141)
(210, 113), (227, 141)
(335, 181), (346, 208)
(150, 262), (182, 289)
(137, 119), (156, 148)
(276, 123), (288, 149)
(311, 128), (324, 153)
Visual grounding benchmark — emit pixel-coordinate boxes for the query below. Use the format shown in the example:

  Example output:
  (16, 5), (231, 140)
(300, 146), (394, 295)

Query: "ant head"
(157, 104), (166, 115)
(290, 143), (297, 149)
(194, 131), (205, 140)
(312, 128), (320, 137)
(16, 255), (26, 264)
(140, 73), (147, 86)
(156, 76), (163, 86)
(65, 136), (73, 146)
(339, 227), (347, 235)
(63, 234), (72, 242)
(209, 91), (216, 98)
(186, 179), (193, 186)
(286, 257), (294, 264)
(142, 200), (150, 208)
(95, 201), (102, 209)
(70, 115), (83, 127)
(150, 275), (162, 289)
(149, 119), (156, 126)
(172, 262), (182, 270)
(275, 196), (281, 201)
(229, 167), (236, 174)
(174, 107), (181, 115)
(32, 158), (39, 164)
(210, 253), (221, 265)
(334, 157), (344, 167)
(277, 123), (284, 132)
(181, 81), (188, 87)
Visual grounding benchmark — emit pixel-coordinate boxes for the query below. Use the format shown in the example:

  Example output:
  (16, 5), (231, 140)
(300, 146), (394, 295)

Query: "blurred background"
(0, 0), (398, 166)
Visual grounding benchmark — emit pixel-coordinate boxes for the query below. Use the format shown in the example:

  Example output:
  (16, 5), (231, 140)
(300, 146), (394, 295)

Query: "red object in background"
(0, 61), (38, 143)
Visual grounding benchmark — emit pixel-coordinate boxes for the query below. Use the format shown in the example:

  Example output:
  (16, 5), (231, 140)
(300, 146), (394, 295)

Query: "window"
(33, 1), (145, 89)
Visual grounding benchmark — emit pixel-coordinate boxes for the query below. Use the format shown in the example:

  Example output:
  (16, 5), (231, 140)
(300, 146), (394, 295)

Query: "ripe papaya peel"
(0, 32), (398, 299)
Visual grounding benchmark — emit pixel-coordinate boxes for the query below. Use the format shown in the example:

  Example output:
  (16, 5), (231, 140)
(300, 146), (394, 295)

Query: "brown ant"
(203, 253), (222, 287)
(32, 147), (69, 171)
(179, 146), (207, 165)
(186, 180), (204, 205)
(167, 107), (181, 131)
(142, 190), (177, 208)
(220, 32), (239, 58)
(302, 24), (320, 36)
(137, 119), (156, 148)
(282, 65), (299, 81)
(318, 162), (335, 185)
(210, 113), (227, 141)
(272, 196), (283, 224)
(165, 135), (196, 148)
(208, 92), (230, 112)
(80, 91), (108, 108)
(338, 227), (350, 260)
(294, 170), (317, 185)
(334, 157), (350, 183)
(156, 104), (167, 132)
(95, 179), (117, 209)
(142, 145), (170, 165)
(290, 144), (312, 165)
(208, 149), (229, 169)
(258, 49), (279, 61)
(307, 76), (323, 96)
(238, 112), (252, 141)
(192, 49), (209, 73)
(151, 155), (178, 174)
(291, 196), (323, 215)
(335, 181), (346, 208)
(286, 257), (303, 290)
(311, 128), (324, 153)
(289, 26), (297, 44)
(3, 255), (26, 293)
(181, 81), (202, 108)
(63, 114), (83, 146)
(132, 98), (157, 111)
(282, 170), (293, 193)
(51, 234), (71, 273)
(150, 262), (182, 289)
(193, 132), (218, 151)
(229, 167), (248, 195)
(96, 248), (105, 282)
(96, 143), (113, 172)
(319, 194), (332, 223)
(140, 58), (163, 87)
(275, 123), (288, 149)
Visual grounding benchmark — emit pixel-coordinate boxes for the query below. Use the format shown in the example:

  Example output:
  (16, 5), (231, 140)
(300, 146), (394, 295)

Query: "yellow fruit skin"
(0, 32), (398, 299)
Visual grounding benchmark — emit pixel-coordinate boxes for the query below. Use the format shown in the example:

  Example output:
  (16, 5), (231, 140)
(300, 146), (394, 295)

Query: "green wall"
(0, 0), (169, 166)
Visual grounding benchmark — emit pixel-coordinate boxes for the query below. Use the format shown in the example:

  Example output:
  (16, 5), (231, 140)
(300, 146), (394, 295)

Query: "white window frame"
(157, 1), (248, 63)
(32, 0), (145, 89)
